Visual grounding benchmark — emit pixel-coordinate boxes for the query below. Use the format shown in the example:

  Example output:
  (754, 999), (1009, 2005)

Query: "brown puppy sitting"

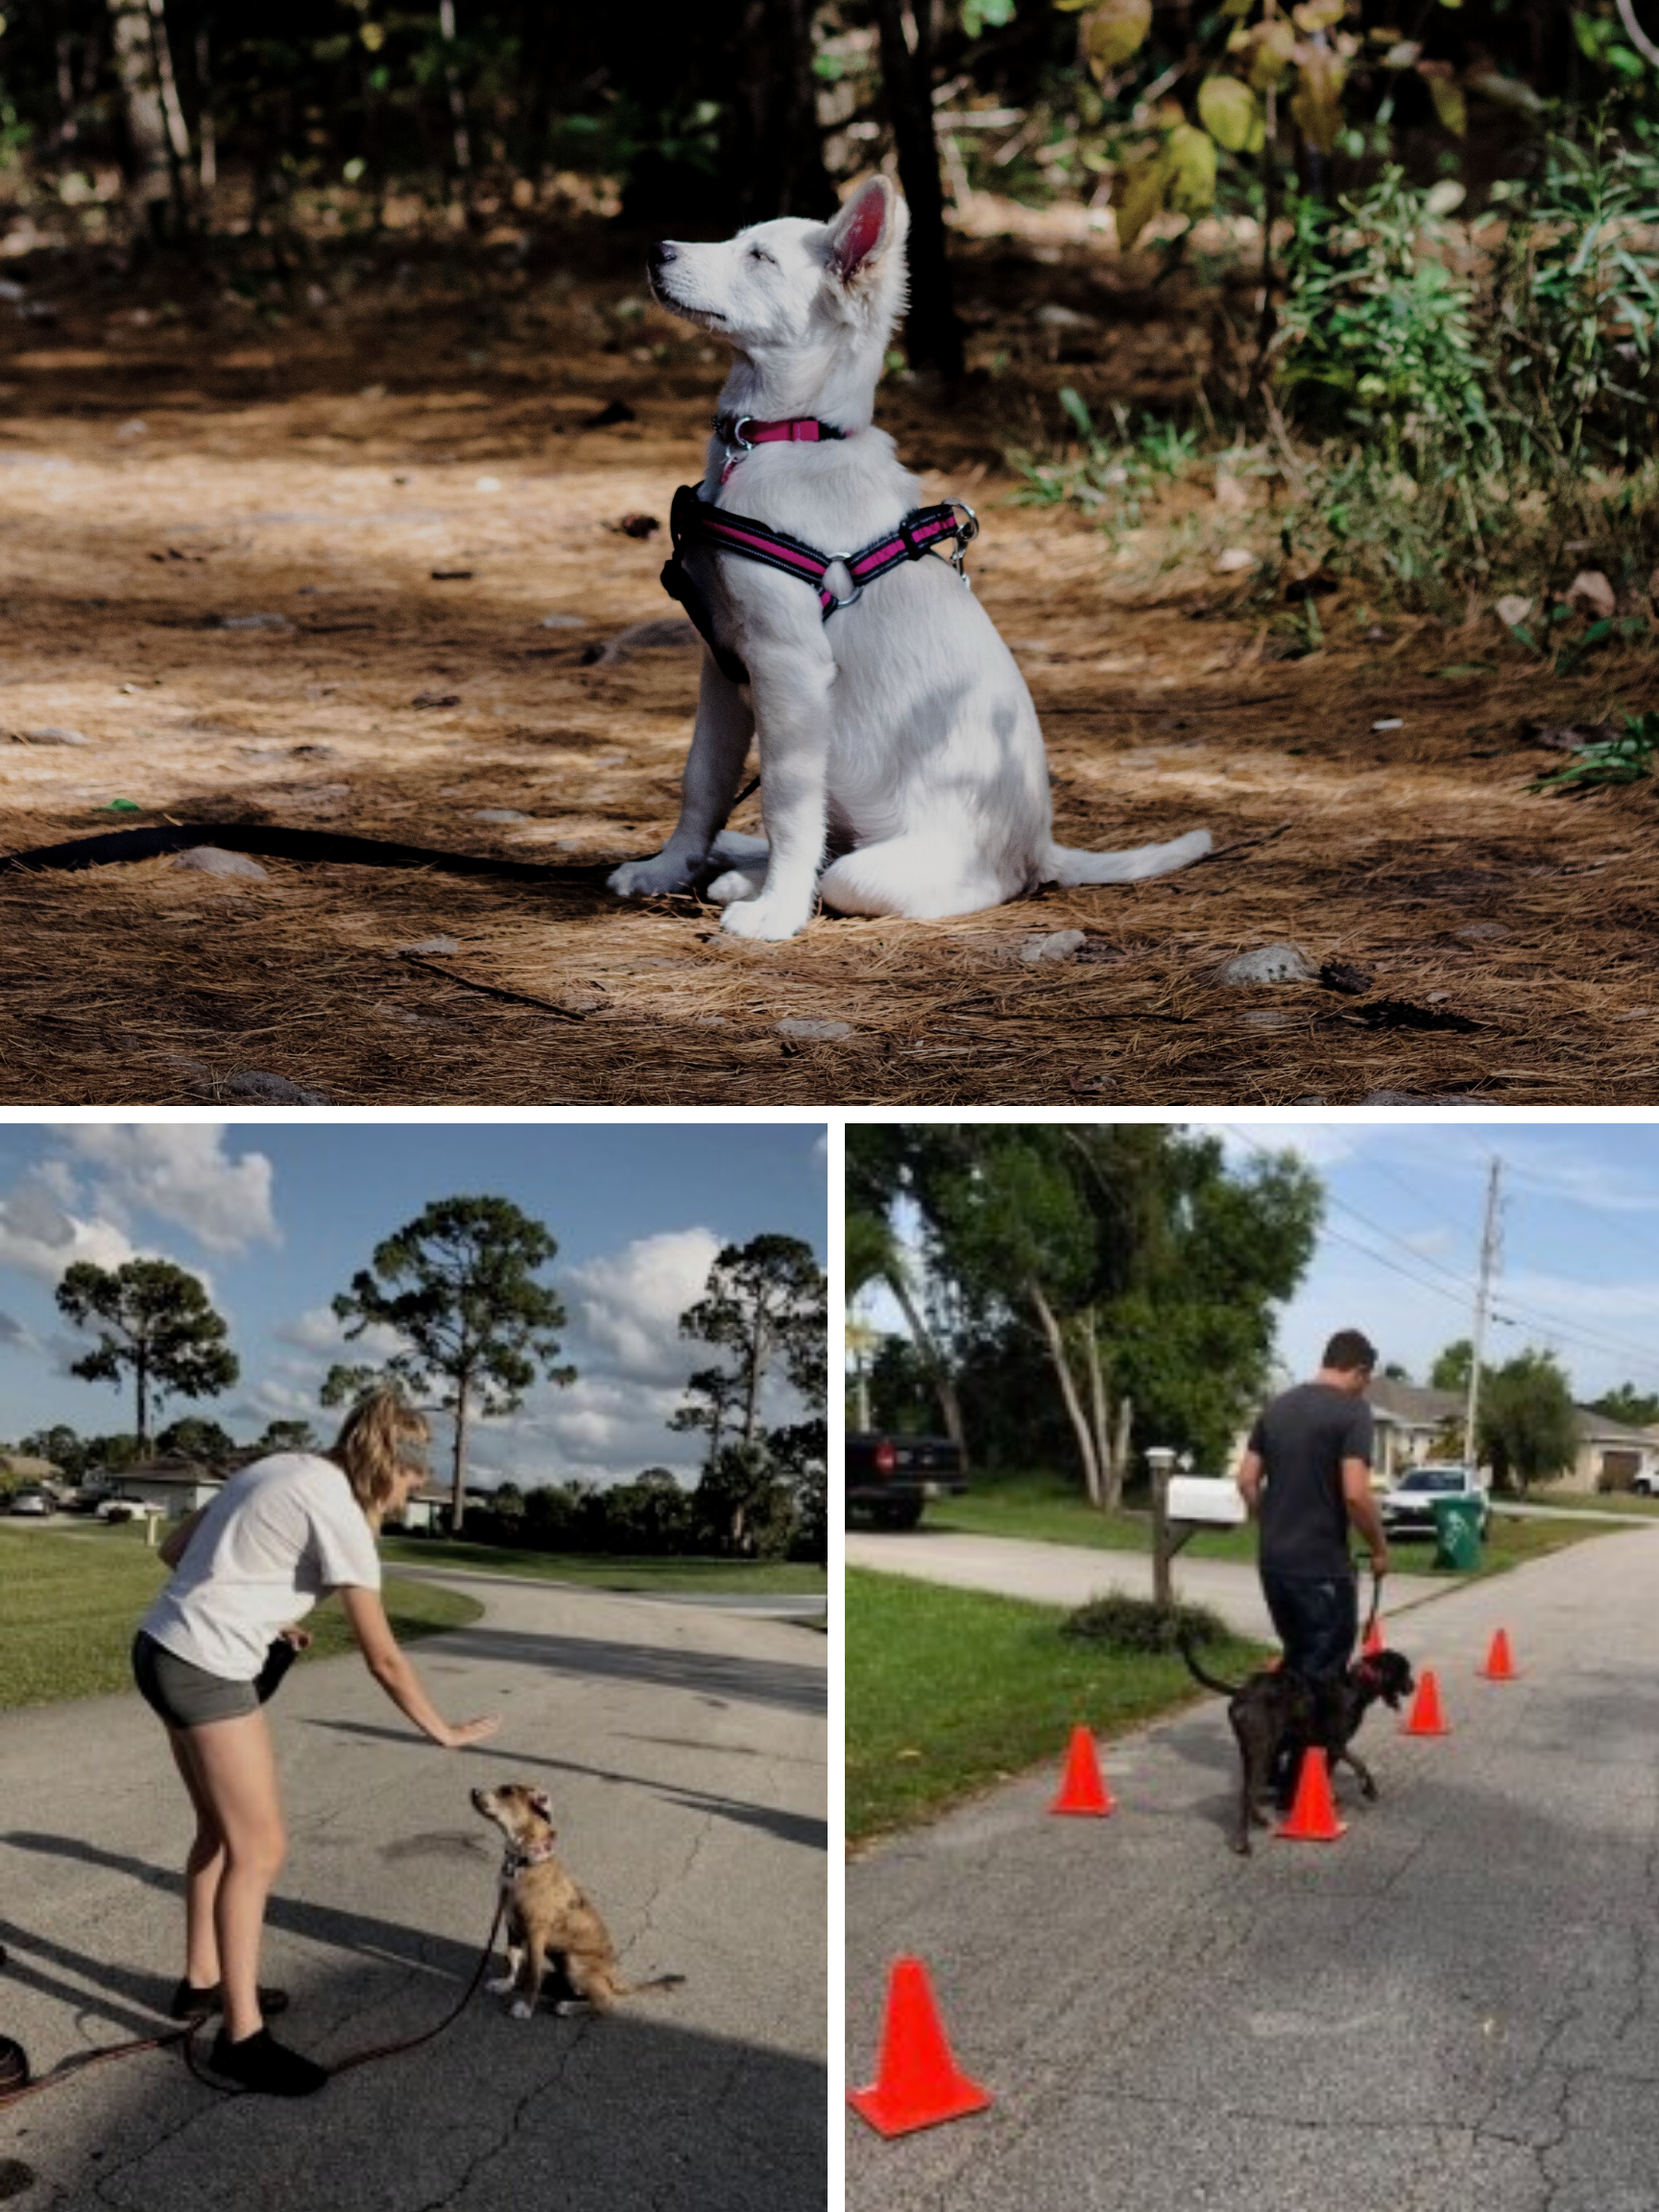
(469, 1783), (685, 2018)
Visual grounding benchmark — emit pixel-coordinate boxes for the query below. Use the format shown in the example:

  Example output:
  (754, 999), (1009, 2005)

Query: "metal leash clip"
(947, 500), (979, 590)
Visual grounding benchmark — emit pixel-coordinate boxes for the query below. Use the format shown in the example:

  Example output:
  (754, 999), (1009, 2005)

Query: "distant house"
(1366, 1379), (1467, 1482)
(100, 1458), (226, 1517)
(386, 1485), (447, 1535)
(1568, 1409), (1659, 1495)
(0, 1453), (61, 1487)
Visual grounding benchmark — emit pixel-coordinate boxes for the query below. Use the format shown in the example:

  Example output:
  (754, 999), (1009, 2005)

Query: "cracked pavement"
(0, 1571), (827, 2212)
(847, 1524), (1659, 2212)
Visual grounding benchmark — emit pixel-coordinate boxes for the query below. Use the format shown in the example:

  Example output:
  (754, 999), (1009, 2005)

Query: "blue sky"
(0, 1123), (828, 1485)
(1205, 1121), (1659, 1401)
(855, 1121), (1659, 1410)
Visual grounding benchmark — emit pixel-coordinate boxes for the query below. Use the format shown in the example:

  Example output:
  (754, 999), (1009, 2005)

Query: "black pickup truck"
(845, 1431), (966, 1531)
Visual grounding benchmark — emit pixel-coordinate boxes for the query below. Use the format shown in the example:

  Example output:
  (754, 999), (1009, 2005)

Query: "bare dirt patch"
(3, 242), (1656, 1105)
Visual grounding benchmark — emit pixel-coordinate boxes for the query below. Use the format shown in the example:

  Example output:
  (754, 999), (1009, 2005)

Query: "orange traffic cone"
(1362, 1617), (1385, 1658)
(1276, 1744), (1347, 1841)
(1402, 1668), (1451, 1736)
(848, 1957), (994, 2138)
(1050, 1725), (1115, 1816)
(1479, 1628), (1518, 1681)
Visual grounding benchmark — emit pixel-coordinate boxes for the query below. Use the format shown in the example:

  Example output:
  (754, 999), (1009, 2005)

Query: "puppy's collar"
(715, 412), (847, 484)
(502, 1839), (558, 1876)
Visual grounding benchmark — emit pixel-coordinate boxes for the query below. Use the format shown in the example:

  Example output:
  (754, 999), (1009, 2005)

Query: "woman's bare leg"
(167, 1727), (228, 1990)
(173, 1711), (286, 2043)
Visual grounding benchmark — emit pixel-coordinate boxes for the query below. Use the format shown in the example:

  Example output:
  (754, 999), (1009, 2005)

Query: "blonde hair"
(329, 1389), (430, 1529)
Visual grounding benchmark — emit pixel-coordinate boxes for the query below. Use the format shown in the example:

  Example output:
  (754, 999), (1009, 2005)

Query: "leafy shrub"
(1061, 1592), (1228, 1652)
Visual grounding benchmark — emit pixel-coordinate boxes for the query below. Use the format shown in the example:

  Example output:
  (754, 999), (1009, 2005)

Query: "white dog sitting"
(607, 176), (1210, 943)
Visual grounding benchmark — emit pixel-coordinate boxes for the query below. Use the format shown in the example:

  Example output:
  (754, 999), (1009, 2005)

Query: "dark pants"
(1260, 1571), (1358, 1800)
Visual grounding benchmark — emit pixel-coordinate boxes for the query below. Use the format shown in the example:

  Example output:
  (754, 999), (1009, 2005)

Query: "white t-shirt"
(140, 1453), (382, 1681)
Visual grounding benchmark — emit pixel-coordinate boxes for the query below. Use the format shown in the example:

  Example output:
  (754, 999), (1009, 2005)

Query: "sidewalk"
(844, 1528), (1444, 1641)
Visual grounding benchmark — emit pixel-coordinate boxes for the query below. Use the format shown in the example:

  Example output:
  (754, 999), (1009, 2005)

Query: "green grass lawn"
(846, 1567), (1266, 1848)
(376, 1534), (828, 1595)
(0, 1526), (482, 1711)
(1522, 1487), (1659, 1518)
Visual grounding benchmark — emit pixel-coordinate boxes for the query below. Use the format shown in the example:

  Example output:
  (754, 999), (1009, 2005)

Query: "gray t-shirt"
(1247, 1382), (1374, 1578)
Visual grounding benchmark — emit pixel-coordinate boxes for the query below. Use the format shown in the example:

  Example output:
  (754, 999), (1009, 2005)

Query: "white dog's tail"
(1042, 829), (1212, 887)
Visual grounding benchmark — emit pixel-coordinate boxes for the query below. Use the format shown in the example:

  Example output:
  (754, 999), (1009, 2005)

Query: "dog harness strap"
(714, 412), (846, 449)
(660, 487), (976, 657)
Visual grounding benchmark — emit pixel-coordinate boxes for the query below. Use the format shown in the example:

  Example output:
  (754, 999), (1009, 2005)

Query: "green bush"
(1062, 1592), (1228, 1652)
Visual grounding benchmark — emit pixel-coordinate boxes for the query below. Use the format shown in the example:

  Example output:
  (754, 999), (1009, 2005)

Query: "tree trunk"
(108, 0), (173, 230)
(1082, 1312), (1108, 1510)
(1028, 1278), (1099, 1500)
(438, 0), (472, 181)
(871, 0), (964, 378)
(734, 0), (837, 221)
(885, 1262), (968, 1466)
(134, 1340), (151, 1452)
(1105, 1393), (1133, 1513)
(742, 1304), (767, 1446)
(451, 1380), (469, 1534)
(146, 0), (192, 228)
(195, 23), (215, 197)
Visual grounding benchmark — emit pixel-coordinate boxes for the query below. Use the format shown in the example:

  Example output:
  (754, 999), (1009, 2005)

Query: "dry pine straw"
(1, 301), (1658, 1103)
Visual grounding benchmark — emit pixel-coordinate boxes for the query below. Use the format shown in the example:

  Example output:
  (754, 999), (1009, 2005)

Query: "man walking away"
(1237, 1329), (1390, 1802)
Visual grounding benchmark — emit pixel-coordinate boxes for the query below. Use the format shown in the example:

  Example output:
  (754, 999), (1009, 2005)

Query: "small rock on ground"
(221, 1071), (328, 1103)
(170, 847), (269, 879)
(1215, 942), (1315, 986)
(777, 1019), (852, 1041)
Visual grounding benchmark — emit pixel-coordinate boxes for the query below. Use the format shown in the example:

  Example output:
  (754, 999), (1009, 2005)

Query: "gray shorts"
(132, 1630), (260, 1732)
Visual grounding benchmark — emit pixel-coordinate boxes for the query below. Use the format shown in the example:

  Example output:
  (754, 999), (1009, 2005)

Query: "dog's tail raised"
(1177, 1630), (1243, 1700)
(1042, 830), (1212, 887)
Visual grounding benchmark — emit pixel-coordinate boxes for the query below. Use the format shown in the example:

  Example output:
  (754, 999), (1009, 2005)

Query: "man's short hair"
(1322, 1329), (1378, 1374)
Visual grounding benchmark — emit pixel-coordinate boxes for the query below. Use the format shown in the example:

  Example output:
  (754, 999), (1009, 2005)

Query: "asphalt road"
(847, 1521), (1659, 2212)
(0, 1573), (827, 2212)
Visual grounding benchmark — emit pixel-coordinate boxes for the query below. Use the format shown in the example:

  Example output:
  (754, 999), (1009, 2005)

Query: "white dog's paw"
(510, 1998), (534, 2020)
(707, 867), (764, 905)
(720, 894), (812, 943)
(554, 1999), (593, 2018)
(487, 1974), (517, 1996)
(609, 854), (696, 899)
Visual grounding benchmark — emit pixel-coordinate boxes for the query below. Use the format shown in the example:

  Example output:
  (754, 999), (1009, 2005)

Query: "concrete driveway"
(846, 1529), (1445, 1641)
(848, 1521), (1658, 2212)
(0, 1572), (827, 2212)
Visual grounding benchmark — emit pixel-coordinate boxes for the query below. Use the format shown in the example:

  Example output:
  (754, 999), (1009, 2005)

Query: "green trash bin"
(1431, 1495), (1484, 1572)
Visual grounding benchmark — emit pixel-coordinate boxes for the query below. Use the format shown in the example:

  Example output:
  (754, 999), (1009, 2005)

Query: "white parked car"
(9, 1492), (50, 1516)
(1380, 1463), (1489, 1539)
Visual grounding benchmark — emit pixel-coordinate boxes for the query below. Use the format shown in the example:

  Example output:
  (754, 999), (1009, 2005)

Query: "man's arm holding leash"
(340, 1585), (501, 1749)
(1342, 1457), (1389, 1575)
(1236, 1448), (1263, 1517)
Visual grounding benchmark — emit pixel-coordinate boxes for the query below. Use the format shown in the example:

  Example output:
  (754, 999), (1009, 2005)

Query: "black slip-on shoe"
(206, 2027), (328, 2098)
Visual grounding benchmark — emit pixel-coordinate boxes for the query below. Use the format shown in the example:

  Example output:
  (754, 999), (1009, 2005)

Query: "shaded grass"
(376, 1534), (828, 1595)
(846, 1567), (1266, 1847)
(0, 1526), (481, 1711)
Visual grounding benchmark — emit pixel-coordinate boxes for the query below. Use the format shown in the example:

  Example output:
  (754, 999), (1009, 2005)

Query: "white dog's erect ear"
(828, 176), (902, 287)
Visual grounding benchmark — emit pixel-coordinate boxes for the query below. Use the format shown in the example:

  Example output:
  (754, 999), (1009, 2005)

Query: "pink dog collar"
(715, 413), (847, 484)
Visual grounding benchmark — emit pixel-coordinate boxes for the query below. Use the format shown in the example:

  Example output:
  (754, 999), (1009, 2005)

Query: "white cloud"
(0, 1176), (138, 1286)
(565, 1227), (722, 1386)
(64, 1126), (277, 1255)
(273, 1305), (405, 1361)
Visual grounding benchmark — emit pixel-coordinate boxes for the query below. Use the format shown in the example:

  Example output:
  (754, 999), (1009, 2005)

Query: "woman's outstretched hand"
(440, 1714), (503, 1749)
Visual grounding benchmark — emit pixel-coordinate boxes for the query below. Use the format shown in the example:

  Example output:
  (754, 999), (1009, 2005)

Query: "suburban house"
(1569, 1408), (1659, 1494)
(1366, 1379), (1466, 1482)
(1225, 1375), (1659, 1494)
(0, 1453), (62, 1490)
(99, 1458), (226, 1516)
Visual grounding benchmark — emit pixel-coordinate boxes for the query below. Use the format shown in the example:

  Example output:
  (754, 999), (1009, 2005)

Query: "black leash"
(0, 1893), (506, 2112)
(0, 824), (614, 881)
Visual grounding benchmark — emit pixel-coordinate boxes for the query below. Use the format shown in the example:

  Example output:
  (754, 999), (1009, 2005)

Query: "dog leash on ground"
(0, 1894), (505, 2112)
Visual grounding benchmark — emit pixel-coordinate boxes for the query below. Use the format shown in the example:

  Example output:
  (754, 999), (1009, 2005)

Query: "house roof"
(0, 1455), (60, 1480)
(1573, 1407), (1659, 1448)
(1368, 1379), (1463, 1429)
(108, 1459), (226, 1487)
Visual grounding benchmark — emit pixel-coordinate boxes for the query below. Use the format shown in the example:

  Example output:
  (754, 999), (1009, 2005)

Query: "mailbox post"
(1146, 1445), (1178, 1614)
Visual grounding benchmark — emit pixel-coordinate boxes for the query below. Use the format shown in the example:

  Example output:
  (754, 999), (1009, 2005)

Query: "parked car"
(1632, 1471), (1658, 1498)
(8, 1492), (50, 1516)
(846, 1431), (965, 1531)
(1380, 1463), (1489, 1539)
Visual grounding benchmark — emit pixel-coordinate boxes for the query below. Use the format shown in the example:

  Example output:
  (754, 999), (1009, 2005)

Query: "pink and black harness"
(661, 412), (978, 685)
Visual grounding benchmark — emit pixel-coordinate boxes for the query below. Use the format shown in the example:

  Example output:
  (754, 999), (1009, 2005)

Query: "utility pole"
(1464, 1158), (1503, 1474)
